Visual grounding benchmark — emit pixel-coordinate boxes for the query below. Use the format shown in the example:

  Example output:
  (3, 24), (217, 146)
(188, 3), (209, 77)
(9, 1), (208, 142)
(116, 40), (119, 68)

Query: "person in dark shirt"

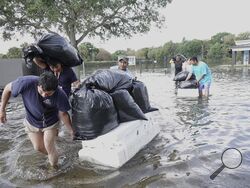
(33, 57), (80, 97)
(0, 72), (74, 168)
(173, 55), (184, 76)
(170, 55), (184, 90)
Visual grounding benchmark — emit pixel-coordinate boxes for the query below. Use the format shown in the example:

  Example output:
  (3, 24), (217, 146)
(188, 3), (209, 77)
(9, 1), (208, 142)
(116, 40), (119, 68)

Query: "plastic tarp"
(110, 90), (147, 123)
(83, 69), (133, 93)
(131, 80), (158, 113)
(71, 87), (118, 140)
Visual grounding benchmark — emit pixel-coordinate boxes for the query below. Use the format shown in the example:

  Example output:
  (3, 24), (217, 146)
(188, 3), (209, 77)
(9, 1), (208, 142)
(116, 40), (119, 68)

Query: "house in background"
(231, 40), (250, 65)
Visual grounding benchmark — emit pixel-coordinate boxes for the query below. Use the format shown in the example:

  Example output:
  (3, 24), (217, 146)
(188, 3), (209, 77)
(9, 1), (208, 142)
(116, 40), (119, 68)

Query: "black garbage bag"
(37, 33), (83, 67)
(110, 90), (147, 123)
(131, 80), (158, 113)
(179, 79), (198, 89)
(22, 61), (44, 76)
(83, 69), (133, 93)
(71, 87), (119, 140)
(173, 71), (196, 81)
(22, 45), (44, 69)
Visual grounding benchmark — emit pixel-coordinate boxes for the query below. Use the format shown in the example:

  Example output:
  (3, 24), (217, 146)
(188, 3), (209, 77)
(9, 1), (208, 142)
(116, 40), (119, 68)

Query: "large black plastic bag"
(174, 71), (196, 81)
(110, 90), (147, 123)
(131, 80), (158, 113)
(83, 69), (133, 93)
(22, 61), (44, 76)
(22, 45), (44, 69)
(179, 80), (198, 89)
(37, 33), (83, 67)
(71, 87), (119, 140)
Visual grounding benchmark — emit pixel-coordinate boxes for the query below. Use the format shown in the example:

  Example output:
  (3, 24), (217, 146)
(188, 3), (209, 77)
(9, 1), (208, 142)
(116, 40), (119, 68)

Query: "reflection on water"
(0, 66), (250, 187)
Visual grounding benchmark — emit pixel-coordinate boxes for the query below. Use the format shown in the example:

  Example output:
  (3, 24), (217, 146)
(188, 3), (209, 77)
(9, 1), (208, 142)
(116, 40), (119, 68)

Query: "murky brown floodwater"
(0, 65), (250, 188)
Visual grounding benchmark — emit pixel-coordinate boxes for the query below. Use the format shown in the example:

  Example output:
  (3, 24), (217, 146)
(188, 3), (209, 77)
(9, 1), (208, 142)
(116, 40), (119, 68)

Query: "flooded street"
(0, 66), (250, 187)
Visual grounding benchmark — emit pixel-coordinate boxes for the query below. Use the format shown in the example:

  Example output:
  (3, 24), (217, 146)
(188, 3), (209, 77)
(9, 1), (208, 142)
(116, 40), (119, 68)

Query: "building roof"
(231, 40), (250, 51)
(231, 45), (250, 51)
(235, 39), (250, 46)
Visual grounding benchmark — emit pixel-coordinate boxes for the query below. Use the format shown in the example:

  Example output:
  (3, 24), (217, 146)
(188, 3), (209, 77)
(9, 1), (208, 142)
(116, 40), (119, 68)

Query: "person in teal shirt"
(186, 56), (212, 98)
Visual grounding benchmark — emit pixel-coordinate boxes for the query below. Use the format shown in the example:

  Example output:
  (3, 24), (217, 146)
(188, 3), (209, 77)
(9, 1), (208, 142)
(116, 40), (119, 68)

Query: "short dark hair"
(38, 71), (58, 91)
(189, 56), (198, 62)
(176, 55), (182, 61)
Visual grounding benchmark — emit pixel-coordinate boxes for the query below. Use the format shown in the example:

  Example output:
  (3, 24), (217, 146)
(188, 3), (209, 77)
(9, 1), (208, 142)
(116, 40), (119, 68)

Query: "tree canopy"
(96, 48), (112, 61)
(6, 47), (22, 58)
(78, 42), (99, 61)
(0, 0), (172, 48)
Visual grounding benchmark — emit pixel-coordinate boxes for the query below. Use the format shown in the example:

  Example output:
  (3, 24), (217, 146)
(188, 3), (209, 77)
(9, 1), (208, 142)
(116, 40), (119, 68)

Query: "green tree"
(148, 47), (162, 62)
(135, 48), (149, 59)
(236, 32), (250, 40)
(0, 0), (172, 48)
(126, 48), (136, 56)
(180, 39), (203, 58)
(78, 42), (99, 61)
(210, 32), (232, 44)
(161, 41), (177, 60)
(223, 34), (235, 46)
(6, 47), (22, 58)
(0, 53), (5, 58)
(222, 34), (235, 58)
(96, 48), (112, 61)
(111, 50), (127, 61)
(207, 42), (225, 60)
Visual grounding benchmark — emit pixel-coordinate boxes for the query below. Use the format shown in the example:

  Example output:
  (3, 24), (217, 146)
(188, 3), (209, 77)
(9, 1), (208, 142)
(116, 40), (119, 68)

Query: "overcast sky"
(0, 0), (250, 54)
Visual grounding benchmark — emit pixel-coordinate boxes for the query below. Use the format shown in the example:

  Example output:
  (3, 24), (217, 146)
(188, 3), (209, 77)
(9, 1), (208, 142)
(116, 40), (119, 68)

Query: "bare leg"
(198, 89), (203, 98)
(202, 84), (210, 98)
(43, 128), (59, 167)
(28, 132), (47, 154)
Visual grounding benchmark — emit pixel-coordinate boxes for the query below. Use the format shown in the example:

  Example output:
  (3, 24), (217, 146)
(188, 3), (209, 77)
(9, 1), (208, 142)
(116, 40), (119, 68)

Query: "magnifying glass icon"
(210, 148), (243, 180)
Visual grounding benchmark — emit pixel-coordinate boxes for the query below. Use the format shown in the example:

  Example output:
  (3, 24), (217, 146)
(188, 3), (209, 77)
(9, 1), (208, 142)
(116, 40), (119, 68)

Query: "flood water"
(0, 65), (250, 188)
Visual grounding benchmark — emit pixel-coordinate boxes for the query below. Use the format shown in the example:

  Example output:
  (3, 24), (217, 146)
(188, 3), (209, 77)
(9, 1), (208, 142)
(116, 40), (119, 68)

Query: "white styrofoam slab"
(177, 88), (198, 97)
(78, 111), (160, 168)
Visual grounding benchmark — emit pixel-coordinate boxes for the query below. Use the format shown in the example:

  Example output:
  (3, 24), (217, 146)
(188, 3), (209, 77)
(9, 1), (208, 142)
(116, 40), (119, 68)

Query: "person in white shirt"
(182, 58), (192, 72)
(110, 57), (135, 79)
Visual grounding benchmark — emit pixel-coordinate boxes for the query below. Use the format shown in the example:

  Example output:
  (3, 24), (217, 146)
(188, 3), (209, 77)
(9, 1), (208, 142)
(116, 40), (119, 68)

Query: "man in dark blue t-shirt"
(33, 57), (80, 97)
(0, 72), (74, 168)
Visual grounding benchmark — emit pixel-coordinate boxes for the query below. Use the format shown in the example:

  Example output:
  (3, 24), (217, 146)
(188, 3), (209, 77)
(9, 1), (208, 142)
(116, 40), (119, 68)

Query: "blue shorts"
(198, 82), (211, 92)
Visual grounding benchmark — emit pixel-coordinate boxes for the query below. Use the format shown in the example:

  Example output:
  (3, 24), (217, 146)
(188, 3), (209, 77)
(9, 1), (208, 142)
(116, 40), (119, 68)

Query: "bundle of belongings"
(173, 71), (197, 89)
(71, 69), (158, 140)
(22, 33), (83, 76)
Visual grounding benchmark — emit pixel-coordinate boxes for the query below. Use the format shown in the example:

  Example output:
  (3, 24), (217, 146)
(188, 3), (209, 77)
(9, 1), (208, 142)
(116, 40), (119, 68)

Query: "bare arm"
(59, 111), (74, 139)
(196, 74), (206, 83)
(185, 72), (193, 81)
(33, 57), (48, 69)
(0, 83), (12, 123)
(182, 62), (187, 72)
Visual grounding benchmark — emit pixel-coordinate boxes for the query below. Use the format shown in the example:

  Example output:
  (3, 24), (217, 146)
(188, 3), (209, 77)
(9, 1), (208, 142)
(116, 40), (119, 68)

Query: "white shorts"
(23, 118), (60, 133)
